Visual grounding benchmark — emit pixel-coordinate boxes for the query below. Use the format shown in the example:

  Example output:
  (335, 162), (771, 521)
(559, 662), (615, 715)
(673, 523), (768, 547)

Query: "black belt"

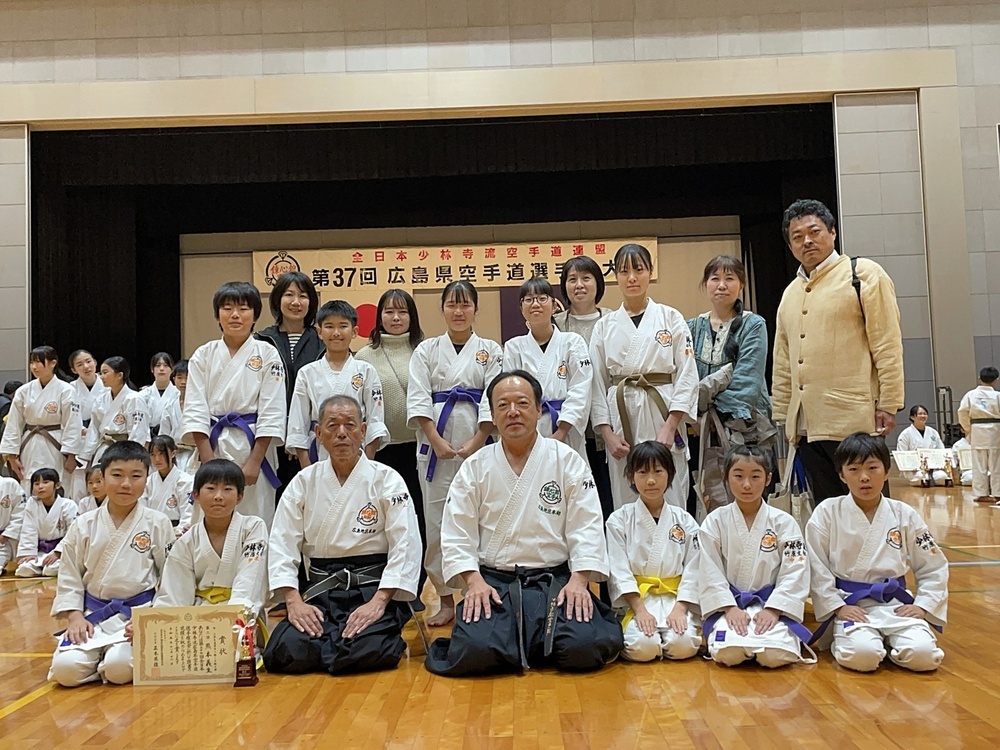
(482, 562), (571, 671)
(971, 418), (1000, 424)
(302, 554), (388, 602)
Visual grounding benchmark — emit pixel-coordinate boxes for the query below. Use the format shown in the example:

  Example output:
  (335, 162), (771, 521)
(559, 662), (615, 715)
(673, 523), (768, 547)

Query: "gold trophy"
(918, 454), (931, 488)
(234, 606), (259, 687)
(943, 454), (955, 487)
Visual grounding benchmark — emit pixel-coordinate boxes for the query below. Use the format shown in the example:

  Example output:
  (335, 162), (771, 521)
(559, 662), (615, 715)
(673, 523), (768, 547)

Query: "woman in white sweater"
(896, 404), (949, 485)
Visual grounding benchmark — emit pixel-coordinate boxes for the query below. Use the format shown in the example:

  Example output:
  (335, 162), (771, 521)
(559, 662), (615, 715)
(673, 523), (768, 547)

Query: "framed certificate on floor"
(133, 605), (242, 686)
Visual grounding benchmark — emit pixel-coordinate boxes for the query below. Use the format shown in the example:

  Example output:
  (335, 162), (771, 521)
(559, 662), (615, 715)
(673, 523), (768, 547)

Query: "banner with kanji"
(252, 238), (657, 295)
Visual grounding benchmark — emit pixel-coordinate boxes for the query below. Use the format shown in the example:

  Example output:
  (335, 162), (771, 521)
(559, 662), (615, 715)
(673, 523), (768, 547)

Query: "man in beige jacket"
(773, 199), (904, 502)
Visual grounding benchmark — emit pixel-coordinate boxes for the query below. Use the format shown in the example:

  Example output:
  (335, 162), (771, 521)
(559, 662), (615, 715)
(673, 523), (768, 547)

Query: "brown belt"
(612, 373), (674, 447)
(101, 433), (128, 447)
(21, 424), (62, 453)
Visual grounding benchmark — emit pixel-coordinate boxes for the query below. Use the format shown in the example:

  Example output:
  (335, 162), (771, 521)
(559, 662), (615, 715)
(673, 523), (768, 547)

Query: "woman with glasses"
(503, 278), (592, 459)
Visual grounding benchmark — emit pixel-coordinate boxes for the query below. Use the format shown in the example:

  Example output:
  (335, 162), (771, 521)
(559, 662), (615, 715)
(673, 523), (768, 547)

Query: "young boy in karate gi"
(958, 367), (1000, 503)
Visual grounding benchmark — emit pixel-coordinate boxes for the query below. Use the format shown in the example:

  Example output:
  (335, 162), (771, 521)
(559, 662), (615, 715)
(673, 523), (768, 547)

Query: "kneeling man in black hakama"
(425, 371), (623, 676)
(264, 395), (422, 674)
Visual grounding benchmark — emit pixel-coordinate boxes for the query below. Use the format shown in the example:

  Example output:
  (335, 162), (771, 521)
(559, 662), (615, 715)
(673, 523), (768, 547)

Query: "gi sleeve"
(477, 340), (503, 427)
(766, 514), (810, 622)
(181, 346), (212, 443)
(2, 485), (26, 544)
(0, 387), (26, 457)
(605, 508), (637, 609)
(677, 511), (701, 609)
(406, 341), (435, 428)
(503, 339), (523, 371)
(563, 455), (609, 581)
(668, 310), (698, 421)
(804, 504), (846, 623)
(51, 520), (87, 616)
(560, 332), (593, 436)
(268, 474), (307, 593)
(176, 472), (194, 529)
(127, 393), (151, 446)
(154, 532), (198, 607)
(957, 392), (972, 436)
(231, 516), (269, 611)
(589, 318), (613, 430)
(17, 502), (39, 559)
(378, 469), (421, 601)
(285, 365), (313, 451)
(79, 395), (104, 462)
(696, 512), (738, 617)
(895, 428), (915, 452)
(362, 366), (389, 451)
(59, 385), (84, 457)
(254, 347), (287, 444)
(903, 508), (949, 627)
(440, 461), (484, 590)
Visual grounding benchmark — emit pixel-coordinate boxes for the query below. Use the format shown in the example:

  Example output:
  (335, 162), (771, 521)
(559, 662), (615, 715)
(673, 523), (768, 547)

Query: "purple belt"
(308, 420), (319, 464)
(703, 583), (813, 644)
(210, 412), (281, 489)
(811, 576), (940, 643)
(37, 538), (60, 554)
(422, 388), (484, 481)
(84, 589), (156, 626)
(540, 399), (565, 434)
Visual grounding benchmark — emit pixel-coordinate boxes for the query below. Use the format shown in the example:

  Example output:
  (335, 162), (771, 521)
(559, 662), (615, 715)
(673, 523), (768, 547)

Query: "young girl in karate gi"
(141, 352), (179, 437)
(67, 349), (107, 498)
(896, 405), (949, 486)
(146, 435), (194, 535)
(80, 357), (150, 469)
(606, 441), (702, 662)
(698, 445), (813, 668)
(407, 280), (503, 626)
(0, 476), (25, 573)
(15, 467), (78, 577)
(77, 466), (107, 513)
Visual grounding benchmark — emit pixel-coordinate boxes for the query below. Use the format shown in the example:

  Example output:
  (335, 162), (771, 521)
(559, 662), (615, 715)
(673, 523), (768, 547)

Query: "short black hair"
(3, 380), (22, 396)
(833, 432), (891, 473)
(30, 467), (64, 497)
(269, 271), (319, 328)
(613, 243), (653, 275)
(150, 434), (177, 465)
(487, 370), (543, 410)
(782, 199), (836, 247)
(171, 360), (189, 382)
(29, 346), (59, 365)
(441, 280), (479, 309)
(559, 256), (606, 305)
(624, 441), (676, 493)
(908, 404), (930, 420)
(194, 458), (246, 495)
(85, 465), (104, 481)
(723, 444), (773, 478)
(99, 440), (151, 472)
(981, 366), (999, 384)
(213, 281), (263, 321)
(102, 356), (131, 384)
(518, 277), (554, 304)
(150, 352), (175, 371)
(316, 300), (358, 327)
(318, 394), (363, 422)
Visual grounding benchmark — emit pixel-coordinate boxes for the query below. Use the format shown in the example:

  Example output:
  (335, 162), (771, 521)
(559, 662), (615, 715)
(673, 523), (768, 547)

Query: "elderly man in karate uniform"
(425, 370), (623, 676)
(263, 395), (422, 675)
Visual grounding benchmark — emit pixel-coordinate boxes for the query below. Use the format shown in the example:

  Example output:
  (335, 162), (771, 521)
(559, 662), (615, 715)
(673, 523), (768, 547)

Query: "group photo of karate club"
(2, 194), (962, 687)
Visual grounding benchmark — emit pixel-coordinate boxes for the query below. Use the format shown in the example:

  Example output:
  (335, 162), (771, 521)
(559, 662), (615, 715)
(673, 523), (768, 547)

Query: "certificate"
(892, 451), (920, 472)
(133, 606), (242, 685)
(918, 448), (952, 470)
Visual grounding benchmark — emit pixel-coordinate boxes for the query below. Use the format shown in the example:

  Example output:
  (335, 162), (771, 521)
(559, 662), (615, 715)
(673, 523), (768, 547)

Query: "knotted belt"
(21, 423), (61, 453)
(100, 433), (128, 447)
(540, 399), (565, 434)
(209, 412), (281, 489)
(620, 575), (681, 630)
(483, 562), (570, 671)
(810, 575), (941, 643)
(195, 586), (233, 604)
(83, 588), (156, 625)
(612, 373), (674, 447)
(37, 538), (61, 555)
(703, 583), (813, 644)
(423, 388), (484, 481)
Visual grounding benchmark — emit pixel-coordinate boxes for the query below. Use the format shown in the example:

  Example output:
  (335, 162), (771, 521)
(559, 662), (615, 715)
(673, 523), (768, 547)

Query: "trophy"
(234, 606), (259, 687)
(918, 454), (931, 488)
(943, 454), (955, 487)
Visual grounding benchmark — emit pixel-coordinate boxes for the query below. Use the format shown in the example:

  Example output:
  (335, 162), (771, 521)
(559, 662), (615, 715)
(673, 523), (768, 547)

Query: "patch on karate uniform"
(165, 541), (174, 556)
(556, 361), (568, 380)
(132, 410), (145, 424)
(350, 373), (364, 391)
(242, 541), (265, 562)
(668, 524), (685, 544)
(357, 502), (379, 527)
(915, 530), (938, 553)
(841, 621), (855, 631)
(539, 481), (562, 506)
(166, 495), (178, 509)
(684, 334), (694, 357)
(782, 539), (805, 561)
(475, 349), (490, 366)
(0, 495), (9, 509)
(269, 363), (284, 381)
(70, 402), (81, 415)
(886, 527), (902, 550)
(692, 532), (700, 551)
(760, 528), (777, 552)
(715, 630), (726, 642)
(44, 401), (59, 414)
(246, 355), (263, 372)
(654, 330), (672, 348)
(390, 492), (410, 506)
(579, 357), (591, 369)
(130, 531), (152, 553)
(373, 387), (383, 407)
(112, 413), (126, 428)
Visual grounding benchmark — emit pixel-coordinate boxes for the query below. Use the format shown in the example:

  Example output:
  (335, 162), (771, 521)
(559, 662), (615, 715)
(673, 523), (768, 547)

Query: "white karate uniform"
(606, 501), (702, 661)
(807, 495), (948, 672)
(48, 505), (173, 686)
(269, 455), (422, 600)
(440, 438), (609, 589)
(407, 333), (503, 596)
(286, 356), (388, 461)
(503, 329), (592, 459)
(160, 396), (199, 476)
(0, 477), (26, 569)
(141, 382), (180, 431)
(590, 301), (699, 510)
(958, 385), (1000, 496)
(77, 495), (106, 514)
(0, 377), (83, 492)
(156, 512), (268, 611)
(698, 502), (811, 668)
(145, 466), (194, 528)
(182, 337), (287, 529)
(68, 378), (108, 499)
(953, 437), (974, 485)
(80, 387), (150, 465)
(16, 494), (78, 577)
(895, 424), (949, 485)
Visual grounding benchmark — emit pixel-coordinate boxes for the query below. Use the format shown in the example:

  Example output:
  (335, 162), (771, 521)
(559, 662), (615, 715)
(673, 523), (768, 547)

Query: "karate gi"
(0, 378), (83, 492)
(16, 494), (78, 577)
(264, 455), (421, 675)
(80, 388), (150, 466)
(953, 437), (973, 485)
(606, 502), (702, 661)
(425, 438), (623, 676)
(590, 301), (699, 510)
(895, 424), (949, 485)
(0, 477), (26, 570)
(155, 511), (268, 611)
(698, 503), (812, 668)
(286, 356), (388, 462)
(145, 466), (194, 528)
(407, 333), (503, 596)
(141, 383), (179, 433)
(806, 495), (948, 672)
(68, 378), (108, 498)
(182, 337), (287, 528)
(958, 385), (1000, 497)
(77, 495), (106, 514)
(48, 505), (173, 686)
(503, 329), (592, 460)
(160, 397), (199, 476)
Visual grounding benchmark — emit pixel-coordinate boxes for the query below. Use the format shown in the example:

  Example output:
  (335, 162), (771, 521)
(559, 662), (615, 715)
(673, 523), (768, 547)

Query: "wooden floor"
(2, 479), (999, 749)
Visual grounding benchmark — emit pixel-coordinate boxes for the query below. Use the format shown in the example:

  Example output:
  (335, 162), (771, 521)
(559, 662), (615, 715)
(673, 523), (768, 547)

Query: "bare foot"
(427, 596), (455, 627)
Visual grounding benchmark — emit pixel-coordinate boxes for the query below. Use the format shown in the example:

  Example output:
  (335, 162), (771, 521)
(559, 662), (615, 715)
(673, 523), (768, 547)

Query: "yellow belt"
(621, 575), (682, 630)
(612, 373), (674, 448)
(195, 586), (232, 604)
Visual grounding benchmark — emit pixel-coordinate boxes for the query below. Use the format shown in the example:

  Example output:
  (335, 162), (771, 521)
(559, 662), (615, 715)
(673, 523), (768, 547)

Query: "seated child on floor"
(16, 468), (77, 578)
